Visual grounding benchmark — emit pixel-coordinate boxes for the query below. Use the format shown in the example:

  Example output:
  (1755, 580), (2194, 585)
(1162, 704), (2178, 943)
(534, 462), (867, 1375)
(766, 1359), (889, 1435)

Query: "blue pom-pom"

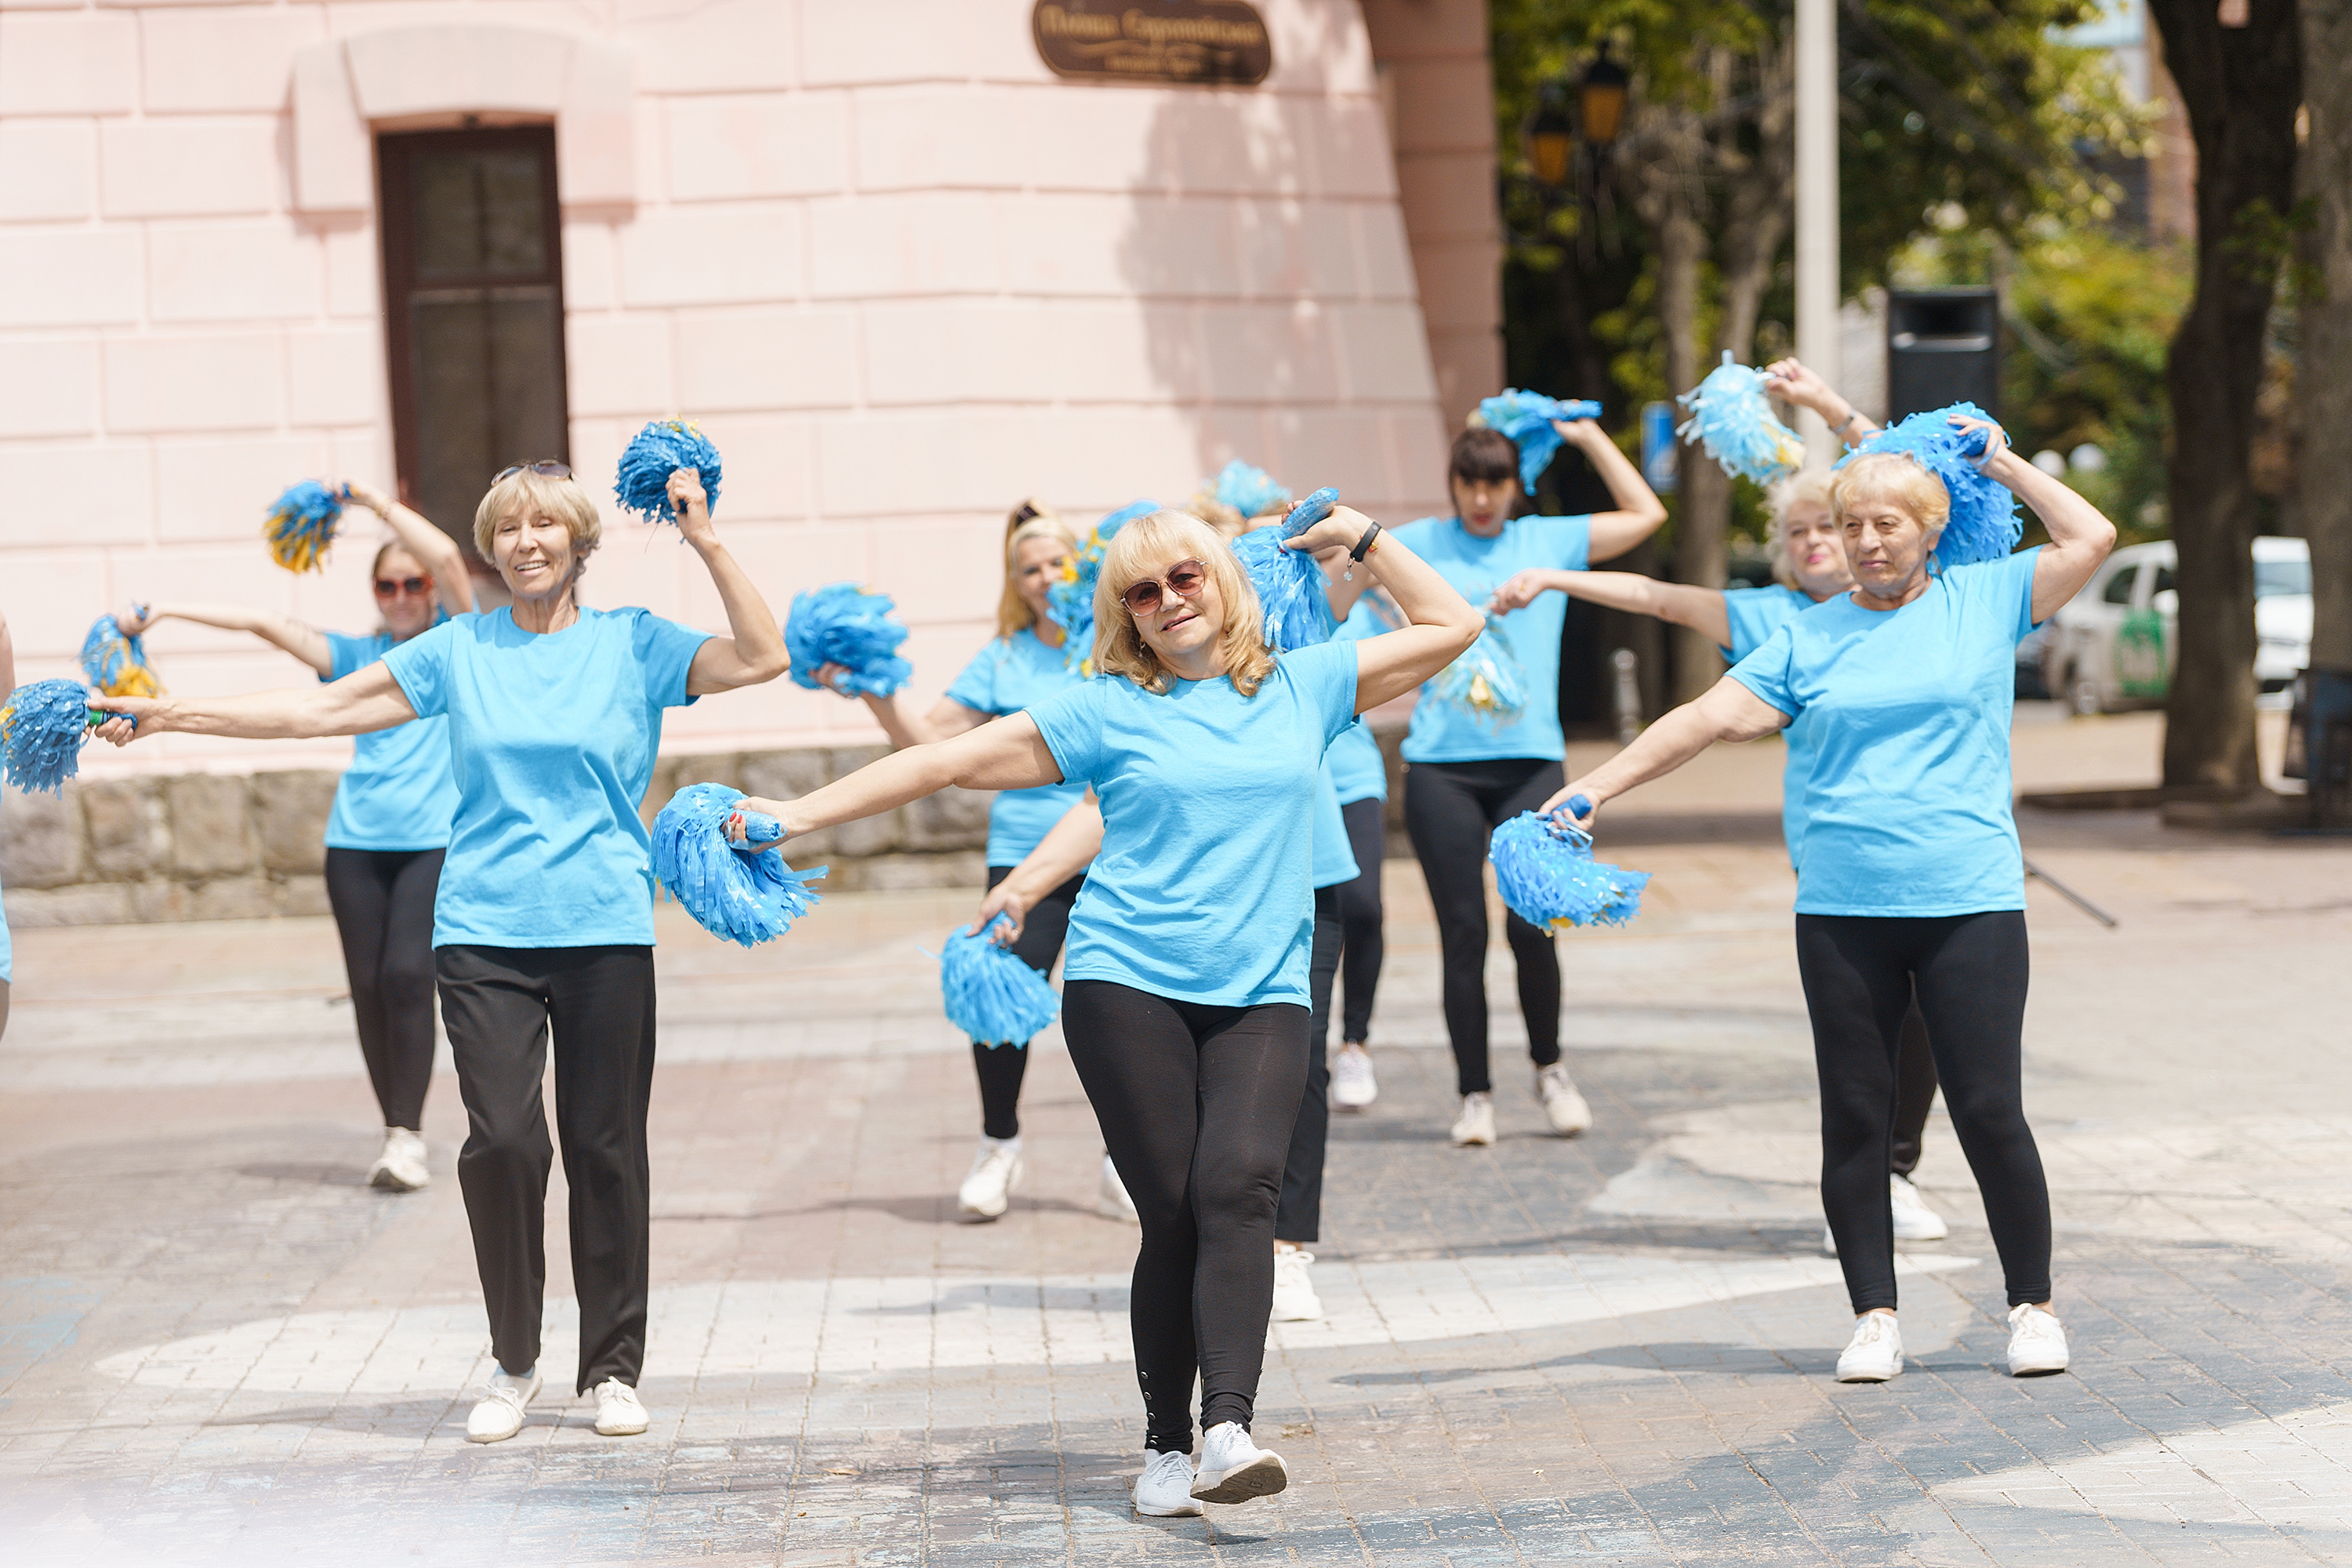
(650, 782), (826, 947)
(1676, 354), (1806, 486)
(264, 480), (347, 573)
(1474, 390), (1603, 492)
(786, 583), (914, 697)
(1, 678), (115, 794)
(1210, 459), (1292, 521)
(1835, 403), (2023, 570)
(1047, 499), (1157, 671)
(614, 419), (723, 524)
(80, 614), (162, 699)
(1431, 615), (1528, 730)
(1230, 485), (1338, 651)
(1488, 809), (1650, 931)
(932, 914), (1062, 1047)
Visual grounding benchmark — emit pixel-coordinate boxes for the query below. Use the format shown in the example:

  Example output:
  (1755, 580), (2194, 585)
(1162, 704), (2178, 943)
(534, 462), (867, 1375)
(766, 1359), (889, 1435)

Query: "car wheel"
(2067, 667), (2103, 717)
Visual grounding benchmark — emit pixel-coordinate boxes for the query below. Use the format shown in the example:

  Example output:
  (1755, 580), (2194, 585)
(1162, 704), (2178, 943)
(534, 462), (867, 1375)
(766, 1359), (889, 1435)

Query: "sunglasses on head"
(1120, 560), (1209, 615)
(492, 459), (572, 484)
(373, 575), (432, 598)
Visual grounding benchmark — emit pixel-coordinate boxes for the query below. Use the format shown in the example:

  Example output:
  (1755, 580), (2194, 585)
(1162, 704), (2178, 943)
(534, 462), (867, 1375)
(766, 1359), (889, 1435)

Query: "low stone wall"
(1, 732), (1412, 928)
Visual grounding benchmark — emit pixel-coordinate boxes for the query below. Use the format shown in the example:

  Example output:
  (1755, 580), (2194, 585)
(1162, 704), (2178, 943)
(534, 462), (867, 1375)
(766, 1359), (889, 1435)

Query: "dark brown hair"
(1449, 426), (1520, 490)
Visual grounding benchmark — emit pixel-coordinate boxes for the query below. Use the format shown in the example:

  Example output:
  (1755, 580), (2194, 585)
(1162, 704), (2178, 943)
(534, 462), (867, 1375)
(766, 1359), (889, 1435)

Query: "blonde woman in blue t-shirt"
(114, 481), (472, 1193)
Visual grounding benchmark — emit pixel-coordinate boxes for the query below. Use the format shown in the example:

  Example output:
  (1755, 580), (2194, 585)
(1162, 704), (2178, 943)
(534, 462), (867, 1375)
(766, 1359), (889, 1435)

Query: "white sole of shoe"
(596, 1414), (649, 1436)
(1835, 1359), (1901, 1384)
(2009, 1353), (2069, 1377)
(466, 1415), (524, 1443)
(1134, 1496), (1204, 1518)
(1189, 1451), (1287, 1504)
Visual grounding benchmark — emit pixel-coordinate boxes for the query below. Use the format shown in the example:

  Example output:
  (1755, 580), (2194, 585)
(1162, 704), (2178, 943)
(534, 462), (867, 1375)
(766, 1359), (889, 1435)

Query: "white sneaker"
(1889, 1173), (1950, 1240)
(1534, 1063), (1592, 1136)
(592, 1377), (648, 1436)
(465, 1366), (540, 1443)
(1271, 1245), (1322, 1322)
(1330, 1044), (1377, 1110)
(1835, 1312), (1904, 1382)
(1096, 1152), (1138, 1224)
(1189, 1421), (1287, 1504)
(956, 1136), (1024, 1221)
(368, 1127), (430, 1192)
(2006, 1303), (2070, 1376)
(1450, 1092), (1496, 1147)
(1132, 1447), (1203, 1517)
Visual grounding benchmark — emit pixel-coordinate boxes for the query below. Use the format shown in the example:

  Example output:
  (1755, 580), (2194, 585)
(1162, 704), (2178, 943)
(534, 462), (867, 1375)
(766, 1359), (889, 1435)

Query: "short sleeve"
(630, 608), (714, 708)
(942, 640), (1004, 714)
(323, 630), (382, 684)
(1529, 514), (1593, 572)
(1281, 641), (1359, 745)
(380, 619), (456, 718)
(1726, 620), (1801, 719)
(1026, 678), (1107, 787)
(2001, 545), (2045, 637)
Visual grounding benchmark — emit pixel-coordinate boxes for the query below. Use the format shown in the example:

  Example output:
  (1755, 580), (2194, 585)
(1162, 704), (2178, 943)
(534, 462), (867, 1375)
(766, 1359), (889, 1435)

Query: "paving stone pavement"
(3, 742), (2349, 1564)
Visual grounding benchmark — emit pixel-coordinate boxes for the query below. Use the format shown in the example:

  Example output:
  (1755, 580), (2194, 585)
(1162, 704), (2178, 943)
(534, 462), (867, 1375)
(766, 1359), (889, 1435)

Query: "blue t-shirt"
(1726, 549), (2042, 917)
(1391, 514), (1591, 763)
(1326, 601), (1390, 804)
(1720, 585), (1824, 866)
(1311, 760), (1361, 890)
(322, 622), (460, 852)
(382, 605), (712, 949)
(1028, 641), (1359, 1007)
(942, 626), (1089, 866)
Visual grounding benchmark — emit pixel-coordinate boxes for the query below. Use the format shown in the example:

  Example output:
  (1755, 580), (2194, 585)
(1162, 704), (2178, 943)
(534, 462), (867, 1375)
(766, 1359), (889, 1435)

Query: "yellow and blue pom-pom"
(933, 913), (1062, 1047)
(1835, 402), (2022, 570)
(1489, 801), (1650, 931)
(1047, 499), (1157, 670)
(1474, 389), (1603, 492)
(786, 583), (914, 697)
(80, 613), (162, 699)
(614, 419), (723, 524)
(1675, 354), (1806, 487)
(1431, 614), (1529, 730)
(1231, 485), (1339, 652)
(1210, 459), (1292, 521)
(0, 678), (122, 794)
(651, 782), (826, 947)
(264, 480), (347, 573)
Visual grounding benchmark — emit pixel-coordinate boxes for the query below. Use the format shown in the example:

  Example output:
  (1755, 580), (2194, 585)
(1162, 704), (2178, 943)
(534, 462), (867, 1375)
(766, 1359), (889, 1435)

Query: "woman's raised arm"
(670, 470), (789, 693)
(115, 601), (334, 678)
(344, 480), (476, 615)
(92, 662), (419, 745)
(1284, 507), (1481, 712)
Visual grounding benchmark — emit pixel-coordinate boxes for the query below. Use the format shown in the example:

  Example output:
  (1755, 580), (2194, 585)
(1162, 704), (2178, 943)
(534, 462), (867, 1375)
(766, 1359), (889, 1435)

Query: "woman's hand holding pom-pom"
(1489, 570), (1553, 614)
(667, 468), (712, 537)
(969, 882), (1029, 946)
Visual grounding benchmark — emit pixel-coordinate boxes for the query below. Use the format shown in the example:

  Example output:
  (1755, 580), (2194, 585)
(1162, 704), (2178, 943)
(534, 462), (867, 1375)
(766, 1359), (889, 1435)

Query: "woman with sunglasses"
(810, 499), (1135, 1225)
(95, 459), (787, 1447)
(114, 479), (474, 1193)
(728, 506), (1481, 1515)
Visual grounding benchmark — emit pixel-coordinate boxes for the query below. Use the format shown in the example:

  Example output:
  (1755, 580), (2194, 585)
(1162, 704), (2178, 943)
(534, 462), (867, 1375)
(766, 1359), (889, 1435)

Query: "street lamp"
(1526, 85), (1575, 189)
(1578, 48), (1629, 147)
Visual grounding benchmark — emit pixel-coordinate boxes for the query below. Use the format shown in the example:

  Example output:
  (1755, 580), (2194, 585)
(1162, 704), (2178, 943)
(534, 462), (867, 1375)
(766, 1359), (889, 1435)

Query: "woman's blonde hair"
(1829, 452), (1951, 551)
(1093, 510), (1278, 697)
(472, 469), (604, 579)
(1763, 470), (1836, 588)
(997, 513), (1080, 639)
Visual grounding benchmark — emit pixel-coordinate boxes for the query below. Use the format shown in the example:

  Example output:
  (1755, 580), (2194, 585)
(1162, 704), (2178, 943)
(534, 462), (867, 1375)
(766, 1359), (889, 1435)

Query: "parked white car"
(2041, 537), (2311, 716)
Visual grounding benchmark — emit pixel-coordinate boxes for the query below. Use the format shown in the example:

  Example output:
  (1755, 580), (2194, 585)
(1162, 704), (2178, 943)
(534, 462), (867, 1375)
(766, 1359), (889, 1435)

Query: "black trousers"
(969, 867), (1085, 1140)
(1891, 1000), (1938, 1178)
(1403, 757), (1564, 1094)
(1795, 912), (2050, 1312)
(1277, 885), (1342, 1245)
(1062, 979), (1307, 1451)
(324, 847), (444, 1131)
(1336, 797), (1386, 1044)
(437, 943), (658, 1393)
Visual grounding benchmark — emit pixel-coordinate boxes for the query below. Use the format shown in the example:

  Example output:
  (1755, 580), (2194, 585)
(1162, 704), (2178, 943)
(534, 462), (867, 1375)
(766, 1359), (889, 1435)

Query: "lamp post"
(1577, 47), (1629, 147)
(1795, 0), (1840, 466)
(1527, 85), (1574, 190)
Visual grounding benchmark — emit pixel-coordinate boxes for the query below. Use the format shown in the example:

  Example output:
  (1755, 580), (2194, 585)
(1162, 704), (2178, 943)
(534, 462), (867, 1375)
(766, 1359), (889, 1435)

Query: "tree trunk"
(2299, 0), (2352, 677)
(1654, 199), (1715, 703)
(2145, 0), (2301, 797)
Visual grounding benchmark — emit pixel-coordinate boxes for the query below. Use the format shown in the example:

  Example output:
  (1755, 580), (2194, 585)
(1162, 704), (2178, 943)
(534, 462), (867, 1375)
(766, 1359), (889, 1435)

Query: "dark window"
(2101, 564), (2140, 606)
(378, 126), (569, 561)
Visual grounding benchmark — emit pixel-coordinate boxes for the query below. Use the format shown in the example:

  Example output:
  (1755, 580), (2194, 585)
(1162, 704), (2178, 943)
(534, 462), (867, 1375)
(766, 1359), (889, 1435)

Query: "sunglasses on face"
(373, 575), (432, 598)
(1120, 560), (1209, 615)
(492, 459), (572, 484)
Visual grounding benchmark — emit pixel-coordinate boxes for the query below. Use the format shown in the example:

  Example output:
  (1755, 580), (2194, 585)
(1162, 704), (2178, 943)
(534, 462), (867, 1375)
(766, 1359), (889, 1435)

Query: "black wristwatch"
(1344, 522), (1382, 580)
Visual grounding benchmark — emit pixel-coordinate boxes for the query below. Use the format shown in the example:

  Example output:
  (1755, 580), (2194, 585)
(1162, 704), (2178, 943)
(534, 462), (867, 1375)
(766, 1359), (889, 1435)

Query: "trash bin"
(1887, 288), (2000, 423)
(2303, 667), (2352, 829)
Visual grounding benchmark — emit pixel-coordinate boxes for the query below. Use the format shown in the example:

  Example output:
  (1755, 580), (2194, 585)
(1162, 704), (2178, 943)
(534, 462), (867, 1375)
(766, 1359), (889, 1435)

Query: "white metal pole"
(1795, 0), (1841, 467)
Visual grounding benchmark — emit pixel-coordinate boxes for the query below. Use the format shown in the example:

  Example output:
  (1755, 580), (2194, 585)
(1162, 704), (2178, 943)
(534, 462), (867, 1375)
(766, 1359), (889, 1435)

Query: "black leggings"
(1062, 979), (1307, 1451)
(969, 867), (1084, 1140)
(1890, 1000), (1938, 1178)
(1795, 912), (2049, 1312)
(1278, 886), (1342, 1245)
(1404, 757), (1563, 1094)
(324, 847), (444, 1130)
(1336, 796), (1385, 1044)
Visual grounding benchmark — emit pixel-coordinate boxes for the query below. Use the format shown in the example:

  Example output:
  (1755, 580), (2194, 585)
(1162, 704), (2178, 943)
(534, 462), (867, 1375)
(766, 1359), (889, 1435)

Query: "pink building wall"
(0, 0), (1469, 779)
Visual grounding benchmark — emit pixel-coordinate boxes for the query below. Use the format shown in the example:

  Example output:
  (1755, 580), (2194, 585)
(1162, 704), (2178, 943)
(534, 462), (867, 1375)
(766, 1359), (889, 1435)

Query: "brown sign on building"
(1033, 2), (1273, 87)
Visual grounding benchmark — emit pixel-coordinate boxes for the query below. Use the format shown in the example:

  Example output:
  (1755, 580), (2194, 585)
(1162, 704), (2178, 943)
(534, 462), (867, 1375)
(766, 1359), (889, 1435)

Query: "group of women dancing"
(77, 357), (2114, 1509)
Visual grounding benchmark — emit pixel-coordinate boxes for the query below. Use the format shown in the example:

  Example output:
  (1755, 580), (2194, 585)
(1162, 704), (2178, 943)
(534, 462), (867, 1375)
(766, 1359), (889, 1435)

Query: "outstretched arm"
(115, 601), (334, 678)
(91, 662), (419, 744)
(344, 480), (475, 615)
(1285, 507), (1482, 712)
(969, 797), (1104, 942)
(737, 711), (1062, 841)
(1538, 675), (1789, 822)
(671, 470), (789, 694)
(1566, 420), (1671, 563)
(1490, 568), (1733, 649)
